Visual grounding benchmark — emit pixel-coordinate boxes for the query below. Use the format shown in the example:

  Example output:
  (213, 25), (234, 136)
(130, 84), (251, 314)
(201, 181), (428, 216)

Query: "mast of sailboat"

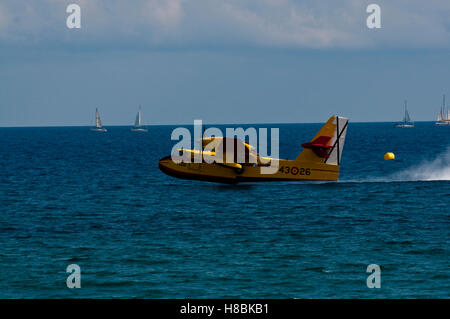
(438, 95), (446, 122)
(444, 95), (449, 122)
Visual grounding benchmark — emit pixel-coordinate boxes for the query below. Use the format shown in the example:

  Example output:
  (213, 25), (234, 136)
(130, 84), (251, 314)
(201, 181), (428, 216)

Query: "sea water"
(0, 122), (448, 298)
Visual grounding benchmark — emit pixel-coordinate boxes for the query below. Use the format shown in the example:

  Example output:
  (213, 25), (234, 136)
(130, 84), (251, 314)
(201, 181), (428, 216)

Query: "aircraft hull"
(158, 156), (339, 184)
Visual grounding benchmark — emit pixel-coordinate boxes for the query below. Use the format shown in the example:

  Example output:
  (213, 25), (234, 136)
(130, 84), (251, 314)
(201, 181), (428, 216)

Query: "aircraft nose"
(158, 156), (171, 166)
(159, 155), (180, 178)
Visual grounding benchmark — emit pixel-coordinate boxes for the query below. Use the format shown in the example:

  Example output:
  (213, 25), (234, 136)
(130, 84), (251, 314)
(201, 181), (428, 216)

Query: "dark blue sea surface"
(0, 122), (448, 298)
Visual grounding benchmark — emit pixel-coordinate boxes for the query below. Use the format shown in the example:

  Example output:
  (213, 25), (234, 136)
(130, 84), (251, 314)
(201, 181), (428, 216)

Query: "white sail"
(131, 106), (147, 131)
(404, 108), (411, 123)
(403, 101), (411, 123)
(134, 107), (143, 128)
(134, 106), (142, 128)
(134, 111), (140, 127)
(396, 100), (414, 127)
(91, 108), (107, 131)
(443, 95), (446, 121)
(438, 107), (443, 122)
(96, 108), (103, 128)
(441, 95), (449, 121)
(435, 95), (450, 125)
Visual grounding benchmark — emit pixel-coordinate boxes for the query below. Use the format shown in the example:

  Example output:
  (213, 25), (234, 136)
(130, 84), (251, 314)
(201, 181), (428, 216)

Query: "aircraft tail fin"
(296, 115), (348, 165)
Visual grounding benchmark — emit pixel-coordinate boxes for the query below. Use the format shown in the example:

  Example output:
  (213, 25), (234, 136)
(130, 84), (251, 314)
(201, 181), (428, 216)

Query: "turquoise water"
(0, 122), (448, 298)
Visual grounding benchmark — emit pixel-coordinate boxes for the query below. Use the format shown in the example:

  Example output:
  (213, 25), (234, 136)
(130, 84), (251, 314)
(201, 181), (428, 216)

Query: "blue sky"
(1, 0), (450, 126)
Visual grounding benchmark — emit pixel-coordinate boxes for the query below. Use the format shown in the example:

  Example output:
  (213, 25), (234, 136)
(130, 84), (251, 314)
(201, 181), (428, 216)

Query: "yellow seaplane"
(159, 115), (348, 184)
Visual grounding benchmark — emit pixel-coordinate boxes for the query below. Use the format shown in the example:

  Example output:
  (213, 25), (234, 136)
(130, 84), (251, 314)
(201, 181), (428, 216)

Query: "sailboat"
(435, 95), (450, 126)
(395, 100), (414, 128)
(90, 108), (107, 132)
(131, 106), (148, 132)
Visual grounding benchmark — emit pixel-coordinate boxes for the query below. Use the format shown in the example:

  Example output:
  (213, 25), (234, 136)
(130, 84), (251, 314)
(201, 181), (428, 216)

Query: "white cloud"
(0, 0), (450, 49)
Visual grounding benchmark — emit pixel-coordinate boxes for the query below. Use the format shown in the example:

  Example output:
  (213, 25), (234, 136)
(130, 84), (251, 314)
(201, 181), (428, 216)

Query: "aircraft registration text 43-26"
(278, 166), (311, 175)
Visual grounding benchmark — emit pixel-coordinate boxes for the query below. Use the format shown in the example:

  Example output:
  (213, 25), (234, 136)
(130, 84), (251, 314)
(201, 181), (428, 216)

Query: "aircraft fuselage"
(158, 156), (339, 184)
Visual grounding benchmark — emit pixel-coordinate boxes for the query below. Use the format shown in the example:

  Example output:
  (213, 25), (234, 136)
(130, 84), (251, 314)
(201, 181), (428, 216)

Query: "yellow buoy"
(384, 152), (395, 160)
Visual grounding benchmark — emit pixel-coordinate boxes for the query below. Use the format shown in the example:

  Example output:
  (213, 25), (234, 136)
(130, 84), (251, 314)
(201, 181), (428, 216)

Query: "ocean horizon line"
(0, 120), (440, 129)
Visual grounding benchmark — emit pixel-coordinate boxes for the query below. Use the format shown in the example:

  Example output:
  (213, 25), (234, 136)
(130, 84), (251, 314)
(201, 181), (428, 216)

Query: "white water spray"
(391, 147), (450, 181)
